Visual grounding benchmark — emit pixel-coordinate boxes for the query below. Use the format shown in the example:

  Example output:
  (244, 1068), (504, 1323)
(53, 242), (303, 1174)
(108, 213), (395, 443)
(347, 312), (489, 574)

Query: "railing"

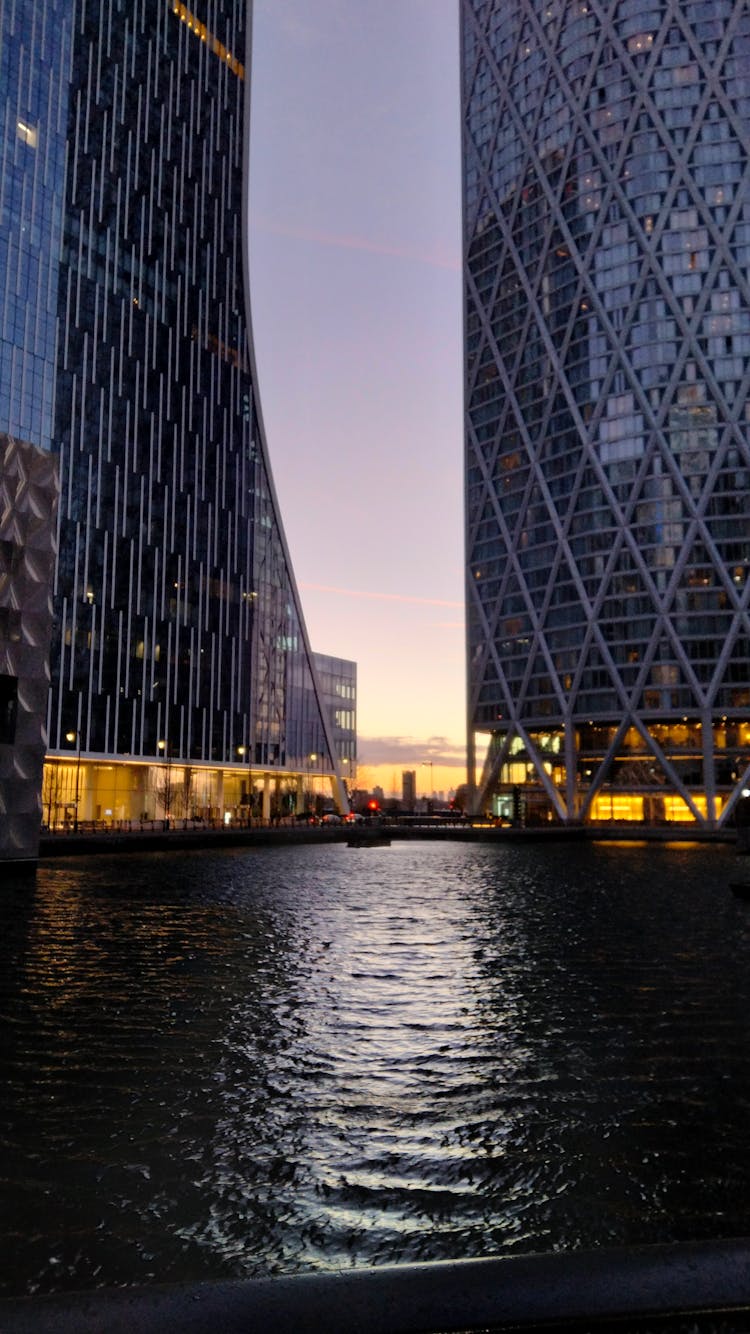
(40, 814), (312, 835)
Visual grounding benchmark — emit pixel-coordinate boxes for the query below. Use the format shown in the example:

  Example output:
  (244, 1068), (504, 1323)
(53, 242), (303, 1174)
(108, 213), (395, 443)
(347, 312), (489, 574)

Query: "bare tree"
(182, 766), (194, 821)
(151, 760), (179, 825)
(41, 762), (66, 829)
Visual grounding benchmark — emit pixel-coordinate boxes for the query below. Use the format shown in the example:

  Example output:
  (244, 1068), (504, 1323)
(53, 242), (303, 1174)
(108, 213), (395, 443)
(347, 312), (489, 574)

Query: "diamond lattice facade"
(1, 0), (346, 830)
(462, 0), (750, 830)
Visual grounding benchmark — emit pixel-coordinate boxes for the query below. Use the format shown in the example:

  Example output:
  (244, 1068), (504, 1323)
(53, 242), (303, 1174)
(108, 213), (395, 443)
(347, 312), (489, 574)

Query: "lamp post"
(421, 760), (434, 803)
(236, 745), (248, 826)
(65, 729), (82, 832)
(308, 752), (317, 820)
(157, 738), (172, 827)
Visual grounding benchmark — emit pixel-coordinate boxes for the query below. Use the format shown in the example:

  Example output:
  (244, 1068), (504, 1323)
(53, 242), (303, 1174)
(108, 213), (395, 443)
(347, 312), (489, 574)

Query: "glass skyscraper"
(462, 1), (750, 830)
(1, 0), (347, 828)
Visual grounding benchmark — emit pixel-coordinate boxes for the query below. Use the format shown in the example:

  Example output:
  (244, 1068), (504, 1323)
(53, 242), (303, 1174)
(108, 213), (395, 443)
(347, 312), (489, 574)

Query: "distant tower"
(402, 770), (417, 809)
(462, 0), (750, 831)
(1, 1), (346, 827)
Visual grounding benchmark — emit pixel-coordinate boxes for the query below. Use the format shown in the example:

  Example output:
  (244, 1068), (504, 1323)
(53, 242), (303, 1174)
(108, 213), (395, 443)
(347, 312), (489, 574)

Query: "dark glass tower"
(462, 0), (750, 830)
(1, 1), (345, 824)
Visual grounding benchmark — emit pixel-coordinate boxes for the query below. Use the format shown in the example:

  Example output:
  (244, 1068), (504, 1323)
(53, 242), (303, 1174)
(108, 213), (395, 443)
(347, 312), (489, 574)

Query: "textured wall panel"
(0, 432), (58, 862)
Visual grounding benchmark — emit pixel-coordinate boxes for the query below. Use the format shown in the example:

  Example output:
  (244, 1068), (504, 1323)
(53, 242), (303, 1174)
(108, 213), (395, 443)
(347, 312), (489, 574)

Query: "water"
(2, 838), (750, 1298)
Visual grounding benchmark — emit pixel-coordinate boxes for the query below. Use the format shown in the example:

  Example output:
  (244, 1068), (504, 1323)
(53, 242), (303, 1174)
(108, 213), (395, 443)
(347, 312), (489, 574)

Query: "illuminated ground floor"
(42, 753), (347, 831)
(472, 717), (750, 831)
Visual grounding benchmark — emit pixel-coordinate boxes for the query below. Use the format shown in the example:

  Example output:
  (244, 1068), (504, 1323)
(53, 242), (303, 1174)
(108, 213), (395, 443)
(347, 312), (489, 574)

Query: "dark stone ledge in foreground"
(2, 1238), (750, 1333)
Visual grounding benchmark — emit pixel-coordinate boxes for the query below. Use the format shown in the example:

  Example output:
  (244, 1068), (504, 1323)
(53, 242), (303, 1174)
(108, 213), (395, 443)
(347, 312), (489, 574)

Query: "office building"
(402, 769), (416, 810)
(313, 651), (356, 780)
(462, 1), (750, 829)
(1, 0), (347, 833)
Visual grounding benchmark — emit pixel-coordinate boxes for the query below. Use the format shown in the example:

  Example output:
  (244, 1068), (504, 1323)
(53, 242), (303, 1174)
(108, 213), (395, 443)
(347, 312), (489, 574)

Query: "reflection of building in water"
(1, 3), (348, 833)
(463, 1), (750, 830)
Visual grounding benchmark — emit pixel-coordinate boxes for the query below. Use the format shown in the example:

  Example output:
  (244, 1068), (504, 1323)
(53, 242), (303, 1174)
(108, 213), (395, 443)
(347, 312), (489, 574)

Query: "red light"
(367, 799), (379, 811)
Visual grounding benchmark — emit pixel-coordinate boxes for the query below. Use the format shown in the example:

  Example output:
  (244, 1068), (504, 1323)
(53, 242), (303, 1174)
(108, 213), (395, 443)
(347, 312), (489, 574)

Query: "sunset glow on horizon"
(250, 0), (465, 796)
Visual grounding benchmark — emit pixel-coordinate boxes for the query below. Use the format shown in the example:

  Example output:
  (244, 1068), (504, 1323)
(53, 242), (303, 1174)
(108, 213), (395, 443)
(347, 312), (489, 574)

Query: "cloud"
(358, 734), (466, 767)
(300, 581), (462, 609)
(253, 214), (461, 272)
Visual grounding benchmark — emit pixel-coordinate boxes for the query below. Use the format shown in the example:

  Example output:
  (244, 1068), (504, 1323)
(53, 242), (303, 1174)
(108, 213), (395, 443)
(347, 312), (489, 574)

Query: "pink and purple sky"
(249, 2), (465, 798)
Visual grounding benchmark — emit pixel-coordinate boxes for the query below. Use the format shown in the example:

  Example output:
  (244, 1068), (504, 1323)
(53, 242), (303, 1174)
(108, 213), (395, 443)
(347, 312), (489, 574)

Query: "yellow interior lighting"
(171, 2), (245, 79)
(590, 794), (644, 822)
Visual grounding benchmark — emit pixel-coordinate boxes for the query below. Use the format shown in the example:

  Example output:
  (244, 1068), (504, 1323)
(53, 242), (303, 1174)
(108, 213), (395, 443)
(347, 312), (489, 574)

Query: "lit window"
(16, 120), (38, 148)
(171, 2), (244, 78)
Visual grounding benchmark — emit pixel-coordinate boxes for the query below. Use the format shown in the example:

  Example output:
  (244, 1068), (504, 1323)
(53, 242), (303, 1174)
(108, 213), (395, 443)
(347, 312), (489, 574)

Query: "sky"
(248, 1), (465, 799)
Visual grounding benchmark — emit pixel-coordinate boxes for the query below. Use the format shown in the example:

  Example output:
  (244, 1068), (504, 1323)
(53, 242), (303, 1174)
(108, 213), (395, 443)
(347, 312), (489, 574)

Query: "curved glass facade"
(0, 1), (70, 452)
(1, 0), (345, 826)
(463, 0), (750, 829)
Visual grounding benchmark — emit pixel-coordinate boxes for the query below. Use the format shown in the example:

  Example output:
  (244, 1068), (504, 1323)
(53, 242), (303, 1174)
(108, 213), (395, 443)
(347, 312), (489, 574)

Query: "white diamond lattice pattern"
(463, 0), (750, 828)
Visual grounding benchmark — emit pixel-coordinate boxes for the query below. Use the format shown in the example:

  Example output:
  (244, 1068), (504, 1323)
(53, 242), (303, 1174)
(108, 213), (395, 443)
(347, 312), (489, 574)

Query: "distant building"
(1, 2), (347, 834)
(312, 652), (357, 782)
(463, 0), (750, 830)
(402, 770), (417, 809)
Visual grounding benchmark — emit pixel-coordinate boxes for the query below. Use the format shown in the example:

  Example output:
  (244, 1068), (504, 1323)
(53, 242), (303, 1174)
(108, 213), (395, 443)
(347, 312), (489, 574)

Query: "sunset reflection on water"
(1, 839), (749, 1296)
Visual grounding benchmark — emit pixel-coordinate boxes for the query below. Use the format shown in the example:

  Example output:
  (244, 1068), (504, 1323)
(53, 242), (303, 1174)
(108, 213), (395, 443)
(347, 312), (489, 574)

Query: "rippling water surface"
(2, 839), (750, 1296)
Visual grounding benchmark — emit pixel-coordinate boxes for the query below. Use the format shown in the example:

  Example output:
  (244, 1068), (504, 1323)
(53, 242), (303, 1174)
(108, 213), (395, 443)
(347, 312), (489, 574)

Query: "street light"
(65, 729), (82, 832)
(236, 746), (251, 825)
(301, 752), (318, 820)
(157, 738), (172, 827)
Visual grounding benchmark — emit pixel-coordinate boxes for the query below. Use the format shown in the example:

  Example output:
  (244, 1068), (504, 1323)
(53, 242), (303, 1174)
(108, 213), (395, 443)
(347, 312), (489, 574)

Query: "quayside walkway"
(37, 819), (734, 858)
